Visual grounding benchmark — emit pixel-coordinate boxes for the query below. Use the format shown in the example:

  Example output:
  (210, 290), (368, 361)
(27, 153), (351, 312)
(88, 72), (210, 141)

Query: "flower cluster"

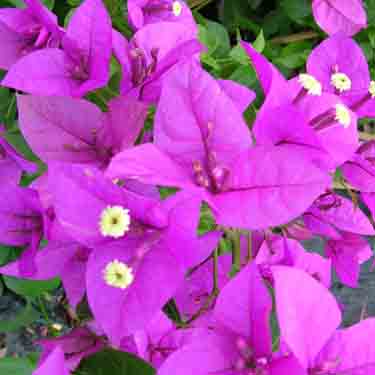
(0, 0), (374, 374)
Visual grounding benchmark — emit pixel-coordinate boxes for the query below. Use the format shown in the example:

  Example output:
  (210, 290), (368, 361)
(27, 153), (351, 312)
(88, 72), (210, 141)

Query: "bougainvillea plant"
(0, 0), (375, 374)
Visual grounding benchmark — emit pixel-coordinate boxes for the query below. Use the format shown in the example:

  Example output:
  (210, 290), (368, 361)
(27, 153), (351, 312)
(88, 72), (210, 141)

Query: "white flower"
(172, 1), (182, 16)
(335, 104), (351, 128)
(103, 260), (134, 289)
(298, 74), (322, 96)
(99, 206), (130, 238)
(369, 81), (375, 98)
(331, 72), (351, 93)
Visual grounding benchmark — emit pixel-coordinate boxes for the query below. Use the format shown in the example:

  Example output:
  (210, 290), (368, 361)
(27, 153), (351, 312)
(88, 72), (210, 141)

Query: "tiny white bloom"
(172, 1), (182, 16)
(369, 81), (375, 98)
(335, 104), (351, 128)
(99, 206), (130, 238)
(103, 260), (134, 289)
(298, 74), (322, 96)
(331, 72), (351, 93)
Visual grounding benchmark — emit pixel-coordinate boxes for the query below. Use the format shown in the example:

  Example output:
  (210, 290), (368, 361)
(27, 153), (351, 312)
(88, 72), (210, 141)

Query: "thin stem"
(213, 247), (219, 292)
(6, 95), (16, 122)
(92, 91), (108, 109)
(183, 247), (220, 326)
(38, 296), (50, 323)
(231, 229), (242, 275)
(102, 86), (118, 98)
(246, 231), (252, 263)
(189, 0), (214, 10)
(270, 31), (319, 45)
(187, 251), (214, 277)
(359, 131), (375, 141)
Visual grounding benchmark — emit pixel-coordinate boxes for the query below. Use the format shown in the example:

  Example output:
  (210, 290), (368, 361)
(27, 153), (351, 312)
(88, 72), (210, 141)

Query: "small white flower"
(298, 74), (322, 96)
(172, 1), (182, 16)
(335, 104), (351, 128)
(369, 81), (375, 98)
(331, 72), (352, 93)
(99, 206), (130, 238)
(103, 260), (134, 289)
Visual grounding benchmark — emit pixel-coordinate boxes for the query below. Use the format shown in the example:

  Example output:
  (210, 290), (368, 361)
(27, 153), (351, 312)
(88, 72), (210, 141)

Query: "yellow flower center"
(298, 74), (322, 96)
(331, 73), (351, 93)
(99, 206), (130, 238)
(103, 260), (134, 289)
(335, 104), (351, 128)
(172, 1), (182, 16)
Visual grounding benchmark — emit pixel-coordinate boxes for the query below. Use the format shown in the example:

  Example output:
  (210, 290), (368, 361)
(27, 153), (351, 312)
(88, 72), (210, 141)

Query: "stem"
(38, 296), (50, 323)
(92, 91), (108, 109)
(270, 31), (319, 45)
(183, 247), (220, 326)
(231, 230), (242, 275)
(187, 251), (214, 277)
(213, 247), (219, 292)
(246, 231), (252, 263)
(359, 131), (375, 141)
(103, 86), (118, 98)
(189, 0), (214, 10)
(6, 95), (16, 121)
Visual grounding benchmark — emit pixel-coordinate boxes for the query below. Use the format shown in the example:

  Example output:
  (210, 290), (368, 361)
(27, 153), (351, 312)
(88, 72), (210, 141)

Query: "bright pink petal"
(106, 143), (195, 188)
(107, 95), (148, 151)
(2, 49), (79, 96)
(212, 146), (331, 229)
(214, 262), (272, 358)
(17, 95), (105, 165)
(272, 266), (341, 369)
(33, 347), (70, 375)
(312, 0), (367, 36)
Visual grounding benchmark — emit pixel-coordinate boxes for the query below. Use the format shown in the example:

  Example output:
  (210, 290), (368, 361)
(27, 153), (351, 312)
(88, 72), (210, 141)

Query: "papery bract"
(49, 164), (221, 343)
(272, 266), (342, 369)
(0, 0), (61, 70)
(325, 232), (372, 288)
(158, 262), (277, 375)
(174, 253), (231, 325)
(108, 60), (331, 230)
(304, 192), (375, 238)
(341, 141), (375, 192)
(127, 0), (197, 33)
(118, 22), (203, 103)
(37, 327), (104, 371)
(0, 240), (90, 308)
(312, 0), (367, 36)
(0, 126), (37, 184)
(33, 346), (70, 375)
(134, 311), (194, 368)
(307, 34), (370, 104)
(2, 0), (112, 97)
(17, 94), (147, 168)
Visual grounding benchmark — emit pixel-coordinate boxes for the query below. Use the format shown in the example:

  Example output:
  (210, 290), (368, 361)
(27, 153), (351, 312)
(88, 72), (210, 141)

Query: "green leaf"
(5, 0), (54, 8)
(229, 65), (257, 88)
(3, 275), (60, 298)
(76, 349), (155, 375)
(229, 44), (250, 65)
(365, 0), (375, 25)
(2, 131), (39, 162)
(0, 298), (40, 333)
(281, 0), (311, 22)
(0, 358), (34, 375)
(253, 29), (265, 53)
(219, 0), (252, 32)
(199, 21), (231, 59)
(0, 246), (14, 266)
(273, 41), (313, 70)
